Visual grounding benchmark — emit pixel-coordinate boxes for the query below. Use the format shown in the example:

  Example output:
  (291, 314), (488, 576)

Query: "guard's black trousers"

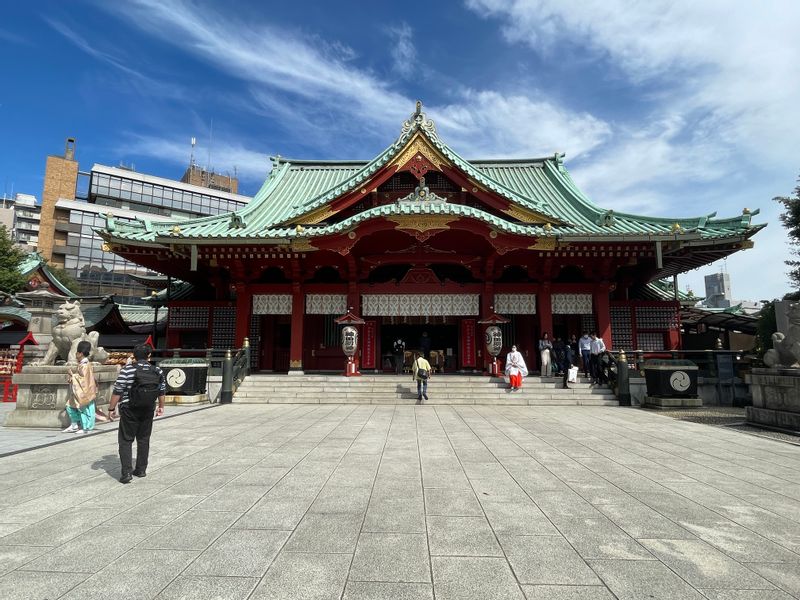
(118, 404), (155, 476)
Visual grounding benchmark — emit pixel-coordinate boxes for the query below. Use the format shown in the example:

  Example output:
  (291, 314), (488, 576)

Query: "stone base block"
(165, 393), (208, 405)
(745, 406), (800, 431)
(6, 364), (118, 429)
(643, 395), (702, 409)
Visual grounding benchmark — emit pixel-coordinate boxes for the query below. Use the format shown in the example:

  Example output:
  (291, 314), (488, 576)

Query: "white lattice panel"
(252, 294), (292, 315)
(362, 294), (479, 316)
(494, 294), (537, 315)
(305, 294), (347, 315)
(552, 293), (592, 314)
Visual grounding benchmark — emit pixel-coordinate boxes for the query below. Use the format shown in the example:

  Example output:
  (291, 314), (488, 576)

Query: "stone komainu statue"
(764, 303), (800, 368)
(33, 300), (108, 365)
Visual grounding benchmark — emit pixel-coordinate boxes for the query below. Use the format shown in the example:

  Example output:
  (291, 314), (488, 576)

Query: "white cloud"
(121, 134), (270, 183)
(387, 23), (417, 79)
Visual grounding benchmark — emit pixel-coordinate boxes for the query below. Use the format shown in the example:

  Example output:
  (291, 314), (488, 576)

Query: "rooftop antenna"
(207, 118), (214, 186)
(189, 137), (196, 169)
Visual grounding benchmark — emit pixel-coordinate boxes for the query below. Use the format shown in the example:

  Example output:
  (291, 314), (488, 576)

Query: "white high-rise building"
(0, 193), (41, 251)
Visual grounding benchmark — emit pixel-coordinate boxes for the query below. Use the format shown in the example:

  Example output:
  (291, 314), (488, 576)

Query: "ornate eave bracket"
(397, 177), (447, 205)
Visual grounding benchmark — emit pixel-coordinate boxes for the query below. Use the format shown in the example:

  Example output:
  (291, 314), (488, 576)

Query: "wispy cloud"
(0, 28), (31, 46)
(45, 16), (187, 100)
(121, 134), (271, 184)
(387, 23), (417, 79)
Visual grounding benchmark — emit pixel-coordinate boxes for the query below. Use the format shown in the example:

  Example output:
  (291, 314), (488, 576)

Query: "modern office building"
(37, 139), (252, 303)
(0, 193), (41, 251)
(704, 272), (732, 308)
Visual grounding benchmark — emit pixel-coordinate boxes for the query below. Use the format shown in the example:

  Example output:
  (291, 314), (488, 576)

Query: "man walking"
(412, 351), (432, 403)
(108, 344), (166, 484)
(589, 332), (607, 385)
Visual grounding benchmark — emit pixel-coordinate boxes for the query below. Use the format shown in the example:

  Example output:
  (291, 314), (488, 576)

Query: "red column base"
(489, 358), (500, 377)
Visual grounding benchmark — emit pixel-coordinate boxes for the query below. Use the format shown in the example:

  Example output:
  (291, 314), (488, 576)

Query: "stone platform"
(5, 364), (118, 429)
(642, 395), (703, 409)
(746, 368), (800, 431)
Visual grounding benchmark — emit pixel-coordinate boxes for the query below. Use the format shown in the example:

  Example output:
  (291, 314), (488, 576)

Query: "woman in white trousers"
(539, 332), (553, 377)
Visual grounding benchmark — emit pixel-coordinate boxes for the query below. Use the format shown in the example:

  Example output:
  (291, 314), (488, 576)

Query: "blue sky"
(1, 0), (798, 301)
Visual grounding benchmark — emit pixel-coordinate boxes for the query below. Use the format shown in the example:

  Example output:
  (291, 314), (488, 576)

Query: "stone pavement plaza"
(1, 405), (800, 600)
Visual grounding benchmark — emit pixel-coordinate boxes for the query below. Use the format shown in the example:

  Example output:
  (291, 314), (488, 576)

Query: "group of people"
(64, 343), (167, 484)
(505, 331), (609, 391)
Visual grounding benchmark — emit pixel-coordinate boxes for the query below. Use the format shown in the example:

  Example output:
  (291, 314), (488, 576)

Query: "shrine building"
(99, 102), (763, 373)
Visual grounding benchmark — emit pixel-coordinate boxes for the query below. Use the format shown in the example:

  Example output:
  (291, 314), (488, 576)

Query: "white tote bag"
(567, 366), (579, 383)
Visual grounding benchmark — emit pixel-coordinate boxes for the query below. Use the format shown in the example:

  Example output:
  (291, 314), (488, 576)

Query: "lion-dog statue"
(764, 303), (800, 368)
(32, 299), (108, 365)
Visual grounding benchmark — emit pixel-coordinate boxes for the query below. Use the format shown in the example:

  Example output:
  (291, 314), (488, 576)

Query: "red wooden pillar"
(480, 283), (494, 372)
(234, 284), (252, 347)
(538, 283), (553, 338)
(289, 283), (304, 372)
(594, 283), (612, 349)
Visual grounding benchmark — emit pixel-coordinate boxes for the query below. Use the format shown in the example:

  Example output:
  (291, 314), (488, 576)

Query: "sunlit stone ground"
(1, 404), (799, 599)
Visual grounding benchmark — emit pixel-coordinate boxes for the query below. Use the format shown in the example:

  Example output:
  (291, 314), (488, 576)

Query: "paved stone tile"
(596, 500), (696, 539)
(185, 528), (291, 577)
(193, 483), (267, 513)
(481, 501), (560, 536)
(343, 581), (433, 600)
(678, 518), (800, 563)
(363, 498), (426, 533)
(113, 491), (204, 526)
(350, 532), (430, 583)
(139, 509), (240, 550)
(284, 513), (363, 553)
(749, 562), (800, 597)
(427, 515), (502, 556)
(424, 488), (483, 516)
(698, 590), (797, 600)
(250, 551), (351, 600)
(308, 484), (372, 514)
(0, 570), (88, 600)
(558, 517), (653, 560)
(0, 506), (123, 547)
(520, 585), (616, 599)
(589, 558), (706, 599)
(21, 524), (159, 573)
(640, 539), (775, 589)
(61, 548), (199, 599)
(234, 497), (313, 530)
(156, 575), (259, 600)
(501, 535), (601, 585)
(431, 556), (524, 600)
(0, 544), (49, 576)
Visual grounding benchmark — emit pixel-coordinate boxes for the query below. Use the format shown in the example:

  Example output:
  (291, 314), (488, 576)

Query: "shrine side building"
(100, 104), (763, 373)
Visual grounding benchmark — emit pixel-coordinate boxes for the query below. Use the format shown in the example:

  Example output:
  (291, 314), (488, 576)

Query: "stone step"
(233, 396), (618, 406)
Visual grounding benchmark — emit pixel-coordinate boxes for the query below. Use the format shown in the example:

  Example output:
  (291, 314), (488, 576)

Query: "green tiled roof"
(17, 252), (77, 297)
(101, 105), (763, 247)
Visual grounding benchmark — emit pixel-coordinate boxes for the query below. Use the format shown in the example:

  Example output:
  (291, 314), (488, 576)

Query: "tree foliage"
(754, 300), (777, 362)
(776, 177), (800, 291)
(0, 225), (27, 294)
(44, 262), (80, 295)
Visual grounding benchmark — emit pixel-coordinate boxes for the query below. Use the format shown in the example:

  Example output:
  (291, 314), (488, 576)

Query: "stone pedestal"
(745, 368), (800, 431)
(745, 369), (800, 431)
(6, 364), (119, 428)
(642, 395), (702, 409)
(165, 393), (208, 405)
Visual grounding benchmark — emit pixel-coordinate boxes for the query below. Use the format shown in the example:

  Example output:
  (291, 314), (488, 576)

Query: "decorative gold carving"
(289, 360), (302, 368)
(347, 231), (357, 239)
(392, 134), (450, 170)
(489, 231), (498, 239)
(101, 243), (111, 252)
(388, 215), (456, 233)
(504, 205), (549, 224)
(301, 205), (336, 225)
(741, 240), (755, 249)
(529, 237), (557, 251)
(290, 239), (317, 252)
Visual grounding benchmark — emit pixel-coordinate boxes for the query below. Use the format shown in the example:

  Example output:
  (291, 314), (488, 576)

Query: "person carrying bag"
(412, 351), (432, 404)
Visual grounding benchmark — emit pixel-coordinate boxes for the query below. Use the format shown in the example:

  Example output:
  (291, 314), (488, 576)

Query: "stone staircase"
(233, 374), (617, 406)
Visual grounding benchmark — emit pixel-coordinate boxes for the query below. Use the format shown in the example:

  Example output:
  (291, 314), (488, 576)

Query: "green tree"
(0, 225), (27, 293)
(754, 300), (777, 362)
(776, 176), (800, 291)
(44, 262), (80, 295)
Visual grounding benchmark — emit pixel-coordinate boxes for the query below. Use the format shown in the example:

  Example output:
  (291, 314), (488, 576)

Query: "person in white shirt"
(505, 345), (528, 391)
(589, 332), (606, 384)
(538, 332), (553, 377)
(578, 332), (592, 378)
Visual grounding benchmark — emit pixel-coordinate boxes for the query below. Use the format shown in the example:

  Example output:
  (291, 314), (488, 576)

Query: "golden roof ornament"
(671, 223), (683, 233)
(399, 100), (438, 141)
(544, 222), (553, 235)
(171, 225), (181, 236)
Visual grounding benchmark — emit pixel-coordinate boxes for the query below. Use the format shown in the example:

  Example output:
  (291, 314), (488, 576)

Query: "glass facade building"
(54, 165), (250, 303)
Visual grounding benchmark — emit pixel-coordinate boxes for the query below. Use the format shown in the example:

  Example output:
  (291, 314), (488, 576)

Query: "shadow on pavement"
(91, 454), (119, 479)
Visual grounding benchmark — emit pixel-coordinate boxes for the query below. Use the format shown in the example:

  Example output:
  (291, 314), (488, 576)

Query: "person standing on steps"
(589, 332), (607, 385)
(578, 331), (592, 378)
(419, 331), (432, 360)
(538, 332), (553, 377)
(412, 351), (432, 404)
(562, 342), (576, 389)
(393, 338), (406, 375)
(108, 344), (166, 484)
(505, 345), (528, 392)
